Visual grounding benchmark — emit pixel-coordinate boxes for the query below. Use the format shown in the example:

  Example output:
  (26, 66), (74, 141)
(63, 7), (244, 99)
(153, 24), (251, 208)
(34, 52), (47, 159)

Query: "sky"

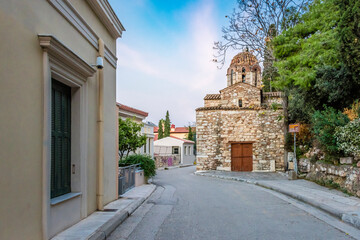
(109, 0), (239, 127)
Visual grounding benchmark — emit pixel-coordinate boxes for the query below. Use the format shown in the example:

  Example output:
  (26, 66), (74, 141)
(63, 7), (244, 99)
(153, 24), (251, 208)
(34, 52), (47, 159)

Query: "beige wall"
(0, 0), (119, 239)
(170, 132), (188, 139)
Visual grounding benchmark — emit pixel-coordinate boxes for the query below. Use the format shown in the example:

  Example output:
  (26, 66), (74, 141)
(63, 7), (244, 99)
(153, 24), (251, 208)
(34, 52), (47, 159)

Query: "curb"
(195, 172), (360, 230)
(89, 185), (156, 240)
(157, 164), (194, 171)
(256, 181), (360, 229)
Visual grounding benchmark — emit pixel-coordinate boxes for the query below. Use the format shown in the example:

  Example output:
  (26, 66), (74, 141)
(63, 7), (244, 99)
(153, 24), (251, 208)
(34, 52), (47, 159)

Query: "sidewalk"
(195, 170), (360, 229)
(52, 184), (156, 240)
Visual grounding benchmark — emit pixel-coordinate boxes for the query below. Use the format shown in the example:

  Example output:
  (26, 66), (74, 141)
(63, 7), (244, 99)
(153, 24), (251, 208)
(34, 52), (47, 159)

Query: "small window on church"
(239, 99), (243, 107)
(255, 69), (258, 86)
(231, 69), (234, 85)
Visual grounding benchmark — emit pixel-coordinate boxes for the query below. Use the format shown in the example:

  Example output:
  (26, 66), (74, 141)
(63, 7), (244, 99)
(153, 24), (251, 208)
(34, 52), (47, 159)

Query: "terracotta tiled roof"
(154, 127), (196, 133)
(230, 51), (258, 66)
(117, 102), (148, 117)
(154, 126), (195, 133)
(204, 94), (221, 100)
(173, 127), (191, 133)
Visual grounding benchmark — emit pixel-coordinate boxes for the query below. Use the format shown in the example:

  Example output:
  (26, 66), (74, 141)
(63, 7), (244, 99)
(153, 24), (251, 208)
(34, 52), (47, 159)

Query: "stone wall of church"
(196, 108), (285, 172)
(220, 83), (261, 108)
(204, 99), (221, 107)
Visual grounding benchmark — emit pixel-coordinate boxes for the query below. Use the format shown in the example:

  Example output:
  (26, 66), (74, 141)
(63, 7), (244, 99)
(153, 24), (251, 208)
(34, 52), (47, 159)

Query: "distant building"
(117, 103), (154, 158)
(154, 136), (195, 165)
(154, 124), (195, 140)
(196, 51), (285, 172)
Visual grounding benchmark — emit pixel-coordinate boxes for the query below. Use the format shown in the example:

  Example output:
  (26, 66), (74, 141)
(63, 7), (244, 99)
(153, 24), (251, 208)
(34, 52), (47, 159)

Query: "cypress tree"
(164, 111), (171, 137)
(158, 119), (164, 139)
(187, 126), (193, 140)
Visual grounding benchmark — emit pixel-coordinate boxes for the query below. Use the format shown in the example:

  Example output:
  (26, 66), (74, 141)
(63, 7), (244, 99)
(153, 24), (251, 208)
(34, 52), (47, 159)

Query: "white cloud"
(116, 0), (228, 126)
(116, 42), (161, 77)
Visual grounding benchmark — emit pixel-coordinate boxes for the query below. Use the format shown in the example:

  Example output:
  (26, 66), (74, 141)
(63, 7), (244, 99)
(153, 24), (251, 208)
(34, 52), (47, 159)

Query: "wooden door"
(231, 143), (253, 171)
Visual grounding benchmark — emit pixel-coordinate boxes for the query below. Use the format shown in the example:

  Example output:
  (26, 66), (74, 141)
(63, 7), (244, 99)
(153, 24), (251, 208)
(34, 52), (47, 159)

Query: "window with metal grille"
(51, 79), (71, 198)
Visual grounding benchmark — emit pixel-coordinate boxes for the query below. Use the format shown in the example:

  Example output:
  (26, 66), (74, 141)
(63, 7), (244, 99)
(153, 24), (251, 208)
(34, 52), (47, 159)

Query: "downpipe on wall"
(97, 38), (105, 211)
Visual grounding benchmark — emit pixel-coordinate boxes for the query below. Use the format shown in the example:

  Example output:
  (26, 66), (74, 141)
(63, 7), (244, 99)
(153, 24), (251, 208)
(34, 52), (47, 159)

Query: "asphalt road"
(109, 166), (354, 240)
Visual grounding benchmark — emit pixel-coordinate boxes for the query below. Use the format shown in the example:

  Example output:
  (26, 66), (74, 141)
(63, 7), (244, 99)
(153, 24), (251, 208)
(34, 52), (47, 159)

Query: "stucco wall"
(182, 143), (196, 165)
(0, 0), (118, 239)
(196, 109), (285, 172)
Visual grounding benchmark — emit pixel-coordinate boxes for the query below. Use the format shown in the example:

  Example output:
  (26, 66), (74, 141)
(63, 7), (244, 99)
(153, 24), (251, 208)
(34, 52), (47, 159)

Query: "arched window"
(230, 69), (234, 85)
(255, 69), (258, 86)
(242, 67), (246, 82)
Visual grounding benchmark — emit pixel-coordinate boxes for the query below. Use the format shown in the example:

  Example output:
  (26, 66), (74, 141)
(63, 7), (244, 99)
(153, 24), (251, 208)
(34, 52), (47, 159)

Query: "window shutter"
(51, 79), (71, 198)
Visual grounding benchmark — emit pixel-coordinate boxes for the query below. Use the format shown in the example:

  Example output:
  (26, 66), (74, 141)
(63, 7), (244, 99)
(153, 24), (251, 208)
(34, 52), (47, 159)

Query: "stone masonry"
(196, 51), (285, 172)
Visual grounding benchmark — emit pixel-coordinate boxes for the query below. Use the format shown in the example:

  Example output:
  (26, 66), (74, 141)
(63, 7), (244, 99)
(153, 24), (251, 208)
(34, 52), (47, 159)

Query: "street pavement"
(108, 166), (358, 240)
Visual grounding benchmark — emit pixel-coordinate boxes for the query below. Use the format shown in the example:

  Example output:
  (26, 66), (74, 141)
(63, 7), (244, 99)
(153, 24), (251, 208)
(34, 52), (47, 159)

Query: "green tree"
(338, 0), (360, 83)
(273, 0), (340, 90)
(187, 126), (194, 141)
(164, 111), (171, 137)
(273, 0), (360, 123)
(118, 118), (147, 160)
(157, 119), (164, 139)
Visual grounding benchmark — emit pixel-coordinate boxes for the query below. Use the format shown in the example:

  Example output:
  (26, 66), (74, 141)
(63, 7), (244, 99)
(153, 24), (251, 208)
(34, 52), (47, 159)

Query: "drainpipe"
(97, 38), (105, 210)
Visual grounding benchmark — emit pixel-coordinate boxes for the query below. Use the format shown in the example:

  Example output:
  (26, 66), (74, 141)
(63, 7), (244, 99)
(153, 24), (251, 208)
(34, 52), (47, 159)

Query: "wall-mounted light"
(92, 56), (104, 69)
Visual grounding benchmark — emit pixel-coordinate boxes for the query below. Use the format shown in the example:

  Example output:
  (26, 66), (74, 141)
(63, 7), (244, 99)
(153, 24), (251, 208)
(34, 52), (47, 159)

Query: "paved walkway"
(52, 184), (156, 240)
(108, 166), (357, 240)
(195, 170), (360, 230)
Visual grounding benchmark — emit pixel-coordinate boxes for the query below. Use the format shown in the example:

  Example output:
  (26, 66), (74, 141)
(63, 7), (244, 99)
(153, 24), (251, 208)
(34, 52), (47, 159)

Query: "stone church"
(196, 51), (285, 172)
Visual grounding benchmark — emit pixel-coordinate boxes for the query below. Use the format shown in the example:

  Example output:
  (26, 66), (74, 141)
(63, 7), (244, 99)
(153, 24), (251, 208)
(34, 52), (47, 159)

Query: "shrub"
(311, 106), (349, 156)
(335, 119), (360, 157)
(120, 154), (156, 178)
(343, 100), (360, 121)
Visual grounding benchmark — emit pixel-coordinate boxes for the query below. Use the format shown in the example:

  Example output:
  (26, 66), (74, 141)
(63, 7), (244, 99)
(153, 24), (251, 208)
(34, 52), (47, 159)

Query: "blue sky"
(109, 0), (239, 127)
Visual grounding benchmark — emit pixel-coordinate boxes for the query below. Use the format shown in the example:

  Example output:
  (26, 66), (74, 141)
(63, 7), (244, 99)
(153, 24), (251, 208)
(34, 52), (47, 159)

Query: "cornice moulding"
(86, 0), (125, 38)
(47, 0), (118, 68)
(39, 35), (96, 81)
